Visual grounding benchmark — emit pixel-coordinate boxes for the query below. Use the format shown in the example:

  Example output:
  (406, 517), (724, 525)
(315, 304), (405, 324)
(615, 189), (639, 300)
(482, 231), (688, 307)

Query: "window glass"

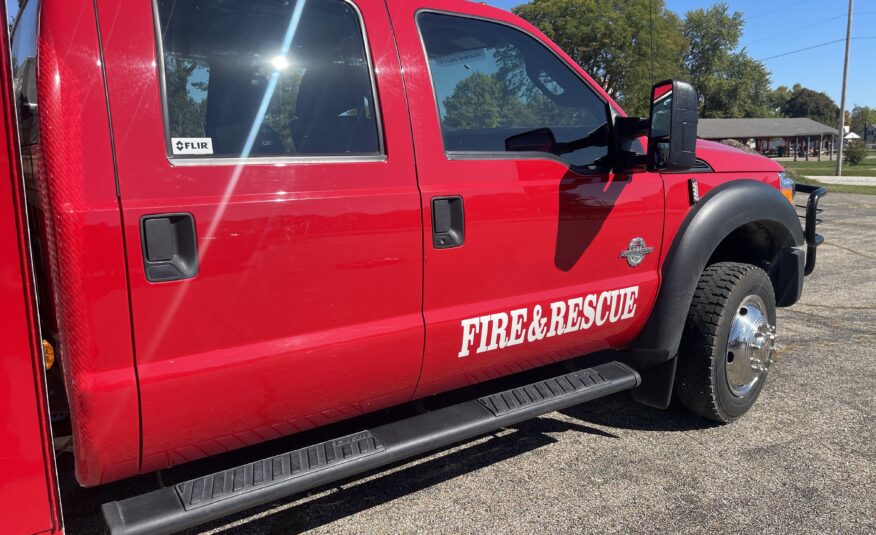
(10, 0), (40, 145)
(650, 89), (673, 167)
(418, 12), (610, 169)
(157, 0), (380, 158)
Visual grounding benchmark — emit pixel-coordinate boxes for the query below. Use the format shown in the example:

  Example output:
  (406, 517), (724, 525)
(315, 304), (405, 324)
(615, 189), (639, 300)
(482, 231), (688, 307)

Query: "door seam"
(382, 0), (428, 401)
(92, 0), (145, 473)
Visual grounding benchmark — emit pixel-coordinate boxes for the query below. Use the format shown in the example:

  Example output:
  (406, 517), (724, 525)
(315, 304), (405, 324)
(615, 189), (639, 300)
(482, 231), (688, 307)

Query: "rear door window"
(156, 0), (381, 159)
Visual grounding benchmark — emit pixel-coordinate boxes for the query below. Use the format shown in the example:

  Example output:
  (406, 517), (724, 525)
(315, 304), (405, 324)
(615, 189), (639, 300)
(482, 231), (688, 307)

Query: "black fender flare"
(632, 179), (804, 363)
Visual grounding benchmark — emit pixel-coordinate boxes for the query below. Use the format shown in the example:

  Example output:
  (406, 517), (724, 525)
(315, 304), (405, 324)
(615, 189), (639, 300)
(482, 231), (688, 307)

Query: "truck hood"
(695, 139), (784, 173)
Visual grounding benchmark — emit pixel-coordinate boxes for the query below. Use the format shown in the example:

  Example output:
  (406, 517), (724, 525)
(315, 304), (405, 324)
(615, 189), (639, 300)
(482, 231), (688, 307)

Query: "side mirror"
(648, 80), (698, 171)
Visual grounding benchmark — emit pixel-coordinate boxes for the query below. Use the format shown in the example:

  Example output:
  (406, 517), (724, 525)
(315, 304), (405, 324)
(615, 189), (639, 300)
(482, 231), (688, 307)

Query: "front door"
(387, 0), (666, 397)
(97, 0), (424, 470)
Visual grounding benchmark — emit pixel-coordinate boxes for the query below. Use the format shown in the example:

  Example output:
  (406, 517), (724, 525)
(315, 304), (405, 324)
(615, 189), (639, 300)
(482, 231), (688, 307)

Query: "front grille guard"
(794, 184), (827, 275)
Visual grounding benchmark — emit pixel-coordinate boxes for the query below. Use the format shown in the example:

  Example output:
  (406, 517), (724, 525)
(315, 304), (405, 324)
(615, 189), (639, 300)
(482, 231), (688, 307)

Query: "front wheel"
(675, 262), (778, 423)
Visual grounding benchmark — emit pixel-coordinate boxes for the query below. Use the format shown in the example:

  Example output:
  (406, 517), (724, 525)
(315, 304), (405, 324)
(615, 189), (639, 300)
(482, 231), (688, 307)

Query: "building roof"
(698, 118), (839, 140)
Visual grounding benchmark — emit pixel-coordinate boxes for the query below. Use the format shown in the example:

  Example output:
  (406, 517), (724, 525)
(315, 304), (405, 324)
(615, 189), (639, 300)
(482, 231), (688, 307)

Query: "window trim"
(151, 0), (387, 166)
(414, 9), (614, 171)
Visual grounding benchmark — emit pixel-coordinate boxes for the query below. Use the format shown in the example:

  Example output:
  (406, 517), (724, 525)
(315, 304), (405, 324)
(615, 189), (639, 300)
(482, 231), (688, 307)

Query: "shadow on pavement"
(561, 392), (720, 433)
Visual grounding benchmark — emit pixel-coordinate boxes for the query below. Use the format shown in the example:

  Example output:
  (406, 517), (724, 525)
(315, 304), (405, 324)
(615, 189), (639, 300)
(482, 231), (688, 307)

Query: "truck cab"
(3, 0), (823, 532)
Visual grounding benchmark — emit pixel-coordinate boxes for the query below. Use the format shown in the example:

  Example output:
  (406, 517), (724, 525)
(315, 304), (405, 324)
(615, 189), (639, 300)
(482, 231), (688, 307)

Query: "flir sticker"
(172, 137), (214, 156)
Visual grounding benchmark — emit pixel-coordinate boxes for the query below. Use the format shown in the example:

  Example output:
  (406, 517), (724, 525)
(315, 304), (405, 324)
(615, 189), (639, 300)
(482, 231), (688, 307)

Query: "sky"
(488, 0), (876, 110)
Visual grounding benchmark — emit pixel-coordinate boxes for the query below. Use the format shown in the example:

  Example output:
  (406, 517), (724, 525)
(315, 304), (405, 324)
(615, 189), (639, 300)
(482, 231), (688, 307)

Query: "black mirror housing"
(647, 80), (698, 172)
(505, 127), (557, 153)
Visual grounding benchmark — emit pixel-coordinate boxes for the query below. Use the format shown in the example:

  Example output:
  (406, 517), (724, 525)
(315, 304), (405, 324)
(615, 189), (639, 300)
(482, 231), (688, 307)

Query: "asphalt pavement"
(61, 192), (876, 535)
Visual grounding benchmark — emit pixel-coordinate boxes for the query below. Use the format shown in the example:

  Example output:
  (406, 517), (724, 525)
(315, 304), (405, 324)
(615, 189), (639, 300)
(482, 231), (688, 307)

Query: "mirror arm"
(612, 116), (649, 174)
(615, 117), (650, 139)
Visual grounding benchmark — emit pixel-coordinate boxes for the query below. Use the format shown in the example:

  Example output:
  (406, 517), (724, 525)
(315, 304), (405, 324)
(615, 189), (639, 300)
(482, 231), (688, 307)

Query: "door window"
(156, 0), (381, 159)
(417, 12), (610, 170)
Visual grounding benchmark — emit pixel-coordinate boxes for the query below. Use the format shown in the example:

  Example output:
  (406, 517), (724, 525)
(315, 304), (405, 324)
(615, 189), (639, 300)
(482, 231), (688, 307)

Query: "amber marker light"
(42, 340), (55, 370)
(780, 172), (796, 204)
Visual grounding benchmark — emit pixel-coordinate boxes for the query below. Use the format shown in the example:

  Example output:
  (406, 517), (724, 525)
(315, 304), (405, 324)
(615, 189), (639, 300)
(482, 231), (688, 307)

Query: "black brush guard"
(795, 184), (827, 275)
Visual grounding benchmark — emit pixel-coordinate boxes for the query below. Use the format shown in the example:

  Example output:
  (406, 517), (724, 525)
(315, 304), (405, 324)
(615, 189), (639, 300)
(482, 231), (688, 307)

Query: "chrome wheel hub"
(725, 295), (776, 397)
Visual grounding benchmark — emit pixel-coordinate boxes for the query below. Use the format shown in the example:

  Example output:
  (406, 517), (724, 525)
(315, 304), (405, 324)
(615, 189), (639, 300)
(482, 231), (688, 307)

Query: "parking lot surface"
(62, 193), (875, 534)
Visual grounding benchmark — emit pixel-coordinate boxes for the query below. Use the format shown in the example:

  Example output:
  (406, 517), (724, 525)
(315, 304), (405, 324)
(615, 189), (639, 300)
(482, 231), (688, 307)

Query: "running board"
(102, 361), (639, 535)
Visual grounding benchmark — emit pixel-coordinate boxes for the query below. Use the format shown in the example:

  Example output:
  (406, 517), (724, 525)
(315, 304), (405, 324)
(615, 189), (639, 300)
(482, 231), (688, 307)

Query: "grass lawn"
(783, 168), (876, 195)
(781, 158), (876, 177)
(779, 156), (876, 195)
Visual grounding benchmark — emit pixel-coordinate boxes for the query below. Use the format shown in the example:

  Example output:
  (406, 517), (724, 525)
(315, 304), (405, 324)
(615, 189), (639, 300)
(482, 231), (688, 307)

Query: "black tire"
(675, 262), (777, 423)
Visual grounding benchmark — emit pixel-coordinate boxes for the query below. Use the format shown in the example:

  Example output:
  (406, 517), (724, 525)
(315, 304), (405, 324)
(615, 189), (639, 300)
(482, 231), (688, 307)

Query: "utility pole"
(836, 0), (853, 176)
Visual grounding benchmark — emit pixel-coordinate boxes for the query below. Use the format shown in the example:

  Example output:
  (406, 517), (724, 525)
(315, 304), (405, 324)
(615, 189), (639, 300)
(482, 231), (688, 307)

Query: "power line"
(758, 36), (876, 61)
(743, 11), (876, 46)
(745, 0), (818, 21)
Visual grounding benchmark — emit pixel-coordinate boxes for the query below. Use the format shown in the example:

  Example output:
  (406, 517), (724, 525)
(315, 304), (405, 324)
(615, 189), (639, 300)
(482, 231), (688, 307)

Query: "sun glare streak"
(271, 55), (290, 71)
(146, 0), (308, 359)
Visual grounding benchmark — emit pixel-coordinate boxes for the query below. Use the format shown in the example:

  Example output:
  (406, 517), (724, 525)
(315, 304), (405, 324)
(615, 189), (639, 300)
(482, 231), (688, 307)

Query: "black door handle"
(431, 196), (464, 249)
(140, 213), (199, 282)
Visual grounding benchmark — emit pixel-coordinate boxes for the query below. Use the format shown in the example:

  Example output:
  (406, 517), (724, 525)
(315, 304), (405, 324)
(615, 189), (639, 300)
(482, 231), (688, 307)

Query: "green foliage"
(780, 85), (839, 127)
(514, 0), (773, 118)
(844, 140), (866, 166)
(165, 56), (209, 138)
(768, 85), (793, 117)
(443, 72), (522, 129)
(513, 0), (686, 116)
(683, 3), (772, 118)
(850, 106), (876, 136)
(442, 46), (598, 131)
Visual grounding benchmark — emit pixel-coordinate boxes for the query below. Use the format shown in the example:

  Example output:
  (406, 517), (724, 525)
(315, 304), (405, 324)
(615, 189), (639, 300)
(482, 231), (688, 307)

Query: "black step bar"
(102, 361), (639, 535)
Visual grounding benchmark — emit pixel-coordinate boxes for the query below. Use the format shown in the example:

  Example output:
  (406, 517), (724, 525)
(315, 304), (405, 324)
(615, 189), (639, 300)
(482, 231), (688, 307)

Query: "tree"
(850, 106), (876, 136)
(442, 72), (526, 130)
(782, 87), (839, 127)
(844, 140), (866, 166)
(768, 85), (793, 117)
(165, 56), (209, 138)
(683, 3), (772, 118)
(513, 0), (686, 116)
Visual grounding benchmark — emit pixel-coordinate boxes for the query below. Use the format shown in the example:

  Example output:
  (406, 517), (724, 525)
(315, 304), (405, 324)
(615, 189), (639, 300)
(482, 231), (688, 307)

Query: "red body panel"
(36, 0), (141, 486)
(659, 141), (784, 268)
(0, 1), (62, 530)
(23, 0), (787, 487)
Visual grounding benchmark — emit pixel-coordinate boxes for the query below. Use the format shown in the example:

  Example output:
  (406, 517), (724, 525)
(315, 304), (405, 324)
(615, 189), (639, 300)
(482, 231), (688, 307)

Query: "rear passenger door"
(387, 1), (665, 397)
(97, 0), (423, 470)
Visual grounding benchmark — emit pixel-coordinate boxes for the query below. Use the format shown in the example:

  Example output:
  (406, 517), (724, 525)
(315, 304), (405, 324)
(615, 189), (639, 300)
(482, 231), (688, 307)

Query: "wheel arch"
(631, 179), (804, 363)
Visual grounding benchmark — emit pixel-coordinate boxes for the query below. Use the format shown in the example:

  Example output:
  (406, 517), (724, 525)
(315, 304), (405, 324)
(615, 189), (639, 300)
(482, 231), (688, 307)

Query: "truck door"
(96, 0), (423, 470)
(387, 0), (665, 397)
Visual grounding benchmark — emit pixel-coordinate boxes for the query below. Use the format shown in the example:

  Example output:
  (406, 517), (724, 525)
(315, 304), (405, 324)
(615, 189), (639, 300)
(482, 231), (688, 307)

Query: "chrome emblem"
(620, 238), (654, 267)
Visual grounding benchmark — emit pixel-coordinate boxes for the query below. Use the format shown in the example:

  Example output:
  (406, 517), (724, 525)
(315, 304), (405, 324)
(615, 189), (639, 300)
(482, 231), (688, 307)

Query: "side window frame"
(150, 0), (387, 165)
(415, 9), (614, 172)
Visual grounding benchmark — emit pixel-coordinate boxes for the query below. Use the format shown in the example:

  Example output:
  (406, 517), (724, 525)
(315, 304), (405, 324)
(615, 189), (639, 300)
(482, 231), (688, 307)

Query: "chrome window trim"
(151, 0), (387, 165)
(414, 8), (614, 170)
(446, 151), (571, 167)
(168, 154), (387, 167)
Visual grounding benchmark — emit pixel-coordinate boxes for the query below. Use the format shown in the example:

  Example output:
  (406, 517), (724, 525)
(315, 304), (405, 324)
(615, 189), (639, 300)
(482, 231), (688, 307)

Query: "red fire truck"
(1, 0), (824, 533)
